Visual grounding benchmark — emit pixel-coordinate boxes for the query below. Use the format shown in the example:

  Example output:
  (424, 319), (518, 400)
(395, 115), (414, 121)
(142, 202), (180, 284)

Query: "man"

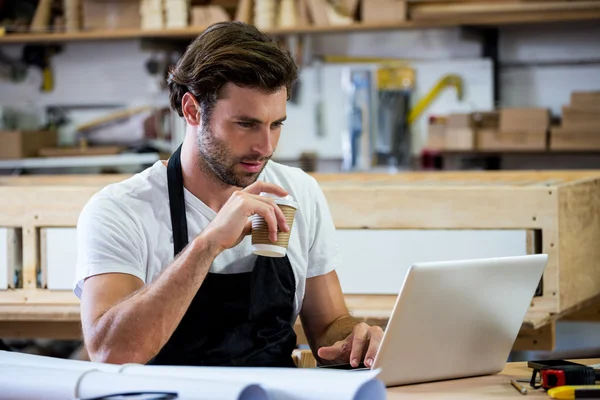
(75, 21), (383, 368)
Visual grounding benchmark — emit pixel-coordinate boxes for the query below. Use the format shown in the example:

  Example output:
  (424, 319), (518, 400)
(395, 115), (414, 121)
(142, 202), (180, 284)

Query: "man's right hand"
(200, 181), (291, 253)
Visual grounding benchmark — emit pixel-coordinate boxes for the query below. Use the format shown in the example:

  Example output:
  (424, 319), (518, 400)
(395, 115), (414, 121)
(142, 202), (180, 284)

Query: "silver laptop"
(322, 254), (548, 387)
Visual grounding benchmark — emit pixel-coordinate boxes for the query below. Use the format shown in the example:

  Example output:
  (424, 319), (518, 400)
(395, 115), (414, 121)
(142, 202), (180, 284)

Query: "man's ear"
(181, 92), (201, 126)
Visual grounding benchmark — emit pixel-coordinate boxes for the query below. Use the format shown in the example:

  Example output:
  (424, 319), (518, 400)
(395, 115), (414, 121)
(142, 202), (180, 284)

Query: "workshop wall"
(1, 20), (599, 161)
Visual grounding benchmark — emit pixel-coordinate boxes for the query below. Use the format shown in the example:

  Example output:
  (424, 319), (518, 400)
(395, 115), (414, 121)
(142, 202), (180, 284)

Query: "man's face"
(196, 83), (287, 188)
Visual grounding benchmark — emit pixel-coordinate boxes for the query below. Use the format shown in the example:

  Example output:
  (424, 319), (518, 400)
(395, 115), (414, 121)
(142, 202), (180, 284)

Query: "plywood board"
(336, 229), (528, 294)
(41, 228), (78, 290)
(558, 177), (600, 312)
(0, 228), (8, 290)
(0, 228), (20, 290)
(513, 322), (555, 351)
(0, 321), (81, 339)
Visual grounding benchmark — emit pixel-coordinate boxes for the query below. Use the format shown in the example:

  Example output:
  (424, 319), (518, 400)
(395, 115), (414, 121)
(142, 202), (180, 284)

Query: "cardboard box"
(82, 0), (141, 30)
(425, 111), (499, 151)
(562, 106), (600, 130)
(570, 91), (600, 108)
(478, 129), (546, 151)
(445, 113), (475, 150)
(500, 108), (550, 134)
(550, 127), (600, 151)
(0, 130), (58, 160)
(362, 0), (407, 23)
(191, 6), (230, 27)
(425, 118), (446, 150)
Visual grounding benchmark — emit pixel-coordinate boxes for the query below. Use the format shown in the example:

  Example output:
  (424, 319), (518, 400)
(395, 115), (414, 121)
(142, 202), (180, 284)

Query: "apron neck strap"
(167, 144), (189, 256)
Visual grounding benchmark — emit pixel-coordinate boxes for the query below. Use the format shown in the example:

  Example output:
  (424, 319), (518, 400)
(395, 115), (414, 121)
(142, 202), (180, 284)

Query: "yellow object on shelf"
(376, 66), (415, 91)
(408, 74), (463, 124)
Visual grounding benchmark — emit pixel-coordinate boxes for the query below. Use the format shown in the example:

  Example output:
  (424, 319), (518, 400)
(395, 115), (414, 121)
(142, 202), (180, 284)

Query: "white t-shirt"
(74, 160), (341, 319)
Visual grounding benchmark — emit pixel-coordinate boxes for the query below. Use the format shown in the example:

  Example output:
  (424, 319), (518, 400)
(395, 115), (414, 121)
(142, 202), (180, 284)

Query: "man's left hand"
(317, 323), (384, 368)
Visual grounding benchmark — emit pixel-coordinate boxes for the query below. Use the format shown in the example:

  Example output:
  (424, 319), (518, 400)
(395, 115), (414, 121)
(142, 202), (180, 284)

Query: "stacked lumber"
(233, 0), (355, 28)
(63, 0), (82, 32)
(82, 0), (141, 30)
(550, 92), (600, 151)
(165, 0), (190, 28)
(409, 0), (600, 22)
(140, 0), (165, 30)
(425, 108), (550, 152)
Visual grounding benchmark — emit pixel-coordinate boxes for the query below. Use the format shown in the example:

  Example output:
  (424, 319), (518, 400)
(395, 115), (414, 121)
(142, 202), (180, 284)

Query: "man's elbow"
(86, 338), (155, 365)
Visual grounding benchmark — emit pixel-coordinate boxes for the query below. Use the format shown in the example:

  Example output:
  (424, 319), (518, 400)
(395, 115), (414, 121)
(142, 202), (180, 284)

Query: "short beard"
(195, 123), (272, 188)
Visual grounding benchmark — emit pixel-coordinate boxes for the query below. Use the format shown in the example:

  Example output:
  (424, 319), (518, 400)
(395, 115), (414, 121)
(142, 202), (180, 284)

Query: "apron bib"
(149, 145), (298, 367)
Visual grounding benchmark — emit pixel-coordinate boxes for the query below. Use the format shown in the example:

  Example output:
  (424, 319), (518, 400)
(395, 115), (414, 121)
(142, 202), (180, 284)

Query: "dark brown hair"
(168, 21), (299, 122)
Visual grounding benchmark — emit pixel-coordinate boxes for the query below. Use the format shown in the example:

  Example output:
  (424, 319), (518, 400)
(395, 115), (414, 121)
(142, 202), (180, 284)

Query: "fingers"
(251, 201), (280, 243)
(242, 219), (252, 237)
(349, 323), (370, 368)
(317, 340), (347, 361)
(251, 195), (289, 234)
(244, 181), (288, 197)
(364, 326), (383, 368)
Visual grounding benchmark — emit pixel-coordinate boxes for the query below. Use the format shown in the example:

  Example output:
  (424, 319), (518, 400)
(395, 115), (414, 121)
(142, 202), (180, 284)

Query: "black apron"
(149, 145), (298, 367)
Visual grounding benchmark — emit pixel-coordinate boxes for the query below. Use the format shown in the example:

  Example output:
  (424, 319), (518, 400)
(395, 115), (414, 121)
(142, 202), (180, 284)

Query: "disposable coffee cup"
(251, 192), (298, 258)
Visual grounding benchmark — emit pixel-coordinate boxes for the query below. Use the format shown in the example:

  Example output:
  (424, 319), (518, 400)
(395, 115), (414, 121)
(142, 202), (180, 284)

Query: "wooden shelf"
(434, 150), (600, 156)
(1, 8), (600, 44)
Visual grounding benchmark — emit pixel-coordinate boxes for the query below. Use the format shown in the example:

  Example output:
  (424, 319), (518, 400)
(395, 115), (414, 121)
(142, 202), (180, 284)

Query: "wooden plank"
(513, 322), (555, 351)
(312, 170), (600, 186)
(550, 130), (600, 151)
(321, 186), (556, 230)
(0, 187), (101, 227)
(0, 289), (79, 304)
(1, 8), (600, 44)
(0, 321), (81, 339)
(562, 106), (600, 129)
(571, 92), (600, 109)
(0, 228), (9, 290)
(558, 177), (600, 313)
(6, 228), (21, 289)
(0, 304), (80, 321)
(410, 0), (600, 19)
(21, 225), (37, 290)
(0, 174), (129, 186)
(562, 301), (600, 322)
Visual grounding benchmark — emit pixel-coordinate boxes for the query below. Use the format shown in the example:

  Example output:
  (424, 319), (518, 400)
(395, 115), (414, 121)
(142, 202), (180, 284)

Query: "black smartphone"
(527, 359), (584, 370)
(317, 362), (369, 370)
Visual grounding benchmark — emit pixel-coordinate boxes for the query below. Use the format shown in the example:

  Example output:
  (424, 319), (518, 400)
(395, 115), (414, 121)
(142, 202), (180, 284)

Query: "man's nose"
(253, 127), (274, 156)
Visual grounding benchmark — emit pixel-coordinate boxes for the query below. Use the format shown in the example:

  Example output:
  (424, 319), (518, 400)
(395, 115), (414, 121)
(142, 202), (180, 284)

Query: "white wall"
(499, 21), (600, 115)
(2, 22), (599, 159)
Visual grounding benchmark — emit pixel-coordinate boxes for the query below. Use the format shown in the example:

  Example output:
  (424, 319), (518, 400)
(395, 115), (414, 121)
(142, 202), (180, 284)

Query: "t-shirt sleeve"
(73, 194), (147, 299)
(306, 176), (342, 278)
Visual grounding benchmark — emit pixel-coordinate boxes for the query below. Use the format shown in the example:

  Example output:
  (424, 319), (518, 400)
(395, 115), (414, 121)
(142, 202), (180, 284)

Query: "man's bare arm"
(299, 270), (383, 368)
(81, 236), (218, 364)
(299, 271), (354, 351)
(81, 180), (291, 365)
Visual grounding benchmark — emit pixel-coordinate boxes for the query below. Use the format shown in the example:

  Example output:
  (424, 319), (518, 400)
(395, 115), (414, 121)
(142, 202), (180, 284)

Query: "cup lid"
(259, 192), (298, 209)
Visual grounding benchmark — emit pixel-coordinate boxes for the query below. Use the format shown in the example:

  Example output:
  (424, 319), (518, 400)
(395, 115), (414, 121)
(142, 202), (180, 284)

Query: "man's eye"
(271, 122), (284, 129)
(237, 122), (254, 128)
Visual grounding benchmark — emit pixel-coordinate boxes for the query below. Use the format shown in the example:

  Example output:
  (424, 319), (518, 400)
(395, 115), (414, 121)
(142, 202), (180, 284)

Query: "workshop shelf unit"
(1, 1), (600, 44)
(1, 170), (600, 351)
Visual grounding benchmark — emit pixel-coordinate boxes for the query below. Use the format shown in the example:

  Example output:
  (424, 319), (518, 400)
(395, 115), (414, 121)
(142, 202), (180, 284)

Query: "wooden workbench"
(1, 170), (600, 352)
(387, 358), (600, 399)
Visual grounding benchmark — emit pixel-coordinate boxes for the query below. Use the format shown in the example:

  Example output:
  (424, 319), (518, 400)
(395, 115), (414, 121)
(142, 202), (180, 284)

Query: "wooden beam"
(0, 321), (81, 339)
(558, 177), (600, 312)
(1, 7), (600, 44)
(513, 322), (555, 351)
